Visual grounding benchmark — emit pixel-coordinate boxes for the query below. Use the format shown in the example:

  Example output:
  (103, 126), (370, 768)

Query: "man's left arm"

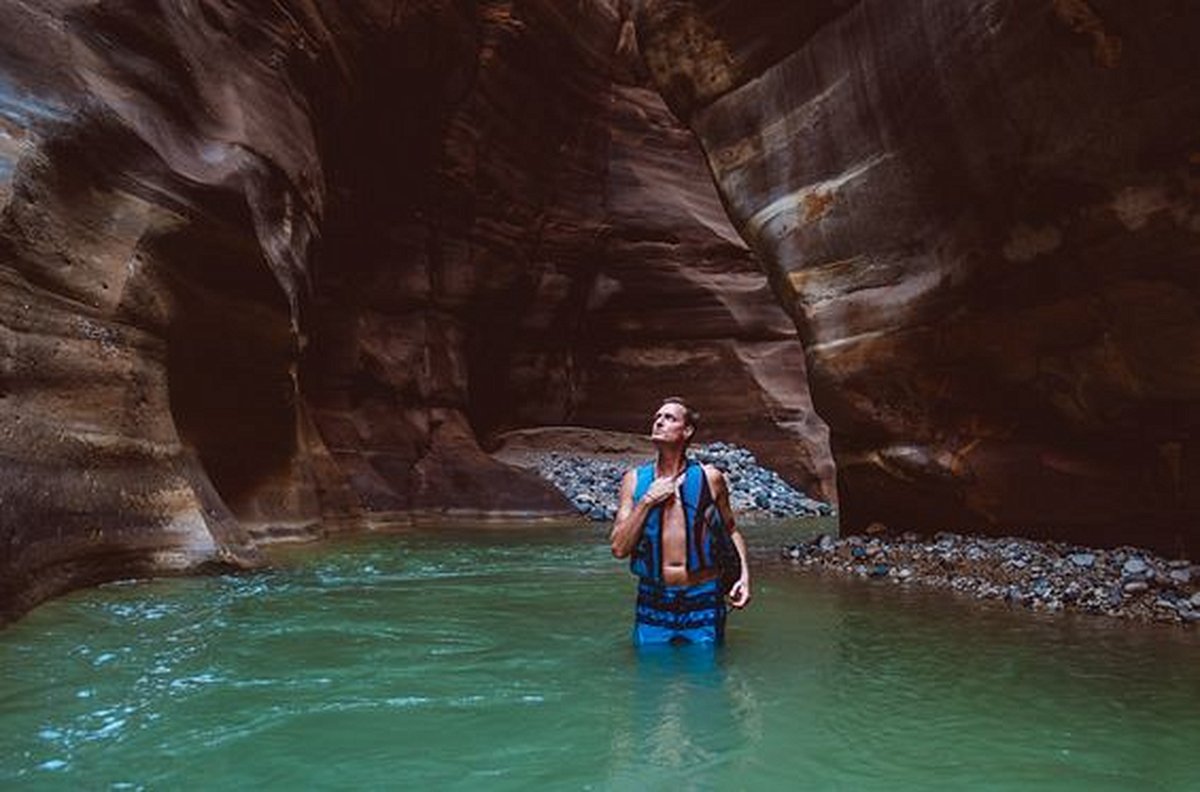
(706, 465), (751, 609)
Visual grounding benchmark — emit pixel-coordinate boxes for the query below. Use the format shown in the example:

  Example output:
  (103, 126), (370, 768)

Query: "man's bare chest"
(660, 499), (687, 551)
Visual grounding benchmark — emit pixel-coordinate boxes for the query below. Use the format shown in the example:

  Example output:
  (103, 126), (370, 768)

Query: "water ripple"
(1, 525), (1198, 789)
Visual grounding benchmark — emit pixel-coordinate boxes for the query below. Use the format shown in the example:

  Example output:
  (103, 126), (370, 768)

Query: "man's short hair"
(661, 396), (700, 432)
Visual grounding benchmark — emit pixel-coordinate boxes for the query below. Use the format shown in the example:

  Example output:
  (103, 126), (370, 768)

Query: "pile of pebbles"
(532, 441), (834, 522)
(782, 530), (1200, 624)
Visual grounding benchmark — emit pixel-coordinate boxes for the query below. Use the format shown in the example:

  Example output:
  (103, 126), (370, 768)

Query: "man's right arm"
(610, 469), (645, 558)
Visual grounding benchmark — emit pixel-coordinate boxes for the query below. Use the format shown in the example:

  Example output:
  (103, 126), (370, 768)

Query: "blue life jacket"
(630, 459), (725, 582)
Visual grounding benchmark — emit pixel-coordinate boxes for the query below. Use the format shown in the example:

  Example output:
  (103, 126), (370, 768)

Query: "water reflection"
(606, 644), (762, 786)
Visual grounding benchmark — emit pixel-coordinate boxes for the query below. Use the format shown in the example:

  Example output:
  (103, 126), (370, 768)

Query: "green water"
(2, 521), (1198, 790)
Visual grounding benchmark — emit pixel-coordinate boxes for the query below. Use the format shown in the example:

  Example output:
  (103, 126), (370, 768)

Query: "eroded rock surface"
(636, 0), (1200, 553)
(0, 1), (826, 620)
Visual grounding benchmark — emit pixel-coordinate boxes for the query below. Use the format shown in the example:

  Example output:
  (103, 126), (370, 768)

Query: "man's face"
(650, 402), (692, 445)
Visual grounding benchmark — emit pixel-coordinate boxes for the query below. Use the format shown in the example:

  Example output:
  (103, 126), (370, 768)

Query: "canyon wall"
(9, 0), (1195, 622)
(0, 0), (826, 620)
(635, 0), (1200, 552)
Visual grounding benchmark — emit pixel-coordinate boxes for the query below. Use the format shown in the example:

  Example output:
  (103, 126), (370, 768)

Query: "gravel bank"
(783, 530), (1200, 625)
(518, 441), (834, 522)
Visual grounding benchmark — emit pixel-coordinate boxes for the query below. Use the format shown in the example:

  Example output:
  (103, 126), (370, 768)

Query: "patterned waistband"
(636, 578), (723, 612)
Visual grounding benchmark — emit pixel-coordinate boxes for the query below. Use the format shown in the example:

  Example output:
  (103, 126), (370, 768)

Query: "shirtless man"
(610, 397), (751, 645)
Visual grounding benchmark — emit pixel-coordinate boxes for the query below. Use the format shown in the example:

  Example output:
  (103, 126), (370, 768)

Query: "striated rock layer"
(0, 1), (827, 621)
(635, 0), (1200, 553)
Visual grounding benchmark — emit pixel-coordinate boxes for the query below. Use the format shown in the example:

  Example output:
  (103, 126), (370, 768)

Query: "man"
(610, 397), (751, 645)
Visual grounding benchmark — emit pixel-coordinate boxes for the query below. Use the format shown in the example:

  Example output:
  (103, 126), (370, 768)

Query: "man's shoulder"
(699, 463), (727, 486)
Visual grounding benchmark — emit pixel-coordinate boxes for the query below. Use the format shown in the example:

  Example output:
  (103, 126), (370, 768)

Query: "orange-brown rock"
(635, 0), (1200, 553)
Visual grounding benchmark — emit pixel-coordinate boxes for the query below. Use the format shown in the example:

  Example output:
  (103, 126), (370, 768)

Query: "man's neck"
(655, 446), (687, 478)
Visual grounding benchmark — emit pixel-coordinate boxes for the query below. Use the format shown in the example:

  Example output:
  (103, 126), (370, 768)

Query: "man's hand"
(641, 474), (683, 506)
(728, 576), (752, 609)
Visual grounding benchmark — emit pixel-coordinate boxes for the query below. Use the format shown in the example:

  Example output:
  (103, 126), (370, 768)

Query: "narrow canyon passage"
(0, 0), (828, 620)
(3, 0), (1200, 622)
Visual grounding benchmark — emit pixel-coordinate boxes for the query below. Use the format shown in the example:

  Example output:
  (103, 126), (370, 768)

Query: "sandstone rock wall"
(0, 0), (827, 620)
(635, 0), (1200, 553)
(0, 0), (365, 619)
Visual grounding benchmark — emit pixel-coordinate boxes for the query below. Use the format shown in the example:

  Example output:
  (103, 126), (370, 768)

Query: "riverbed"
(2, 521), (1198, 789)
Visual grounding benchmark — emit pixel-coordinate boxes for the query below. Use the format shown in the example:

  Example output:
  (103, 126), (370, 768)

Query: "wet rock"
(1069, 552), (1096, 569)
(1123, 557), (1150, 578)
(1155, 597), (1178, 611)
(935, 534), (959, 551)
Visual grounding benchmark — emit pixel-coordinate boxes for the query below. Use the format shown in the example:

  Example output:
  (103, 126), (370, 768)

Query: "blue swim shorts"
(633, 578), (726, 646)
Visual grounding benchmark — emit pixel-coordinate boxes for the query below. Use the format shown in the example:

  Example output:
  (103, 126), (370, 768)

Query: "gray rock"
(1069, 552), (1096, 569)
(1123, 557), (1149, 577)
(1123, 580), (1150, 594)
